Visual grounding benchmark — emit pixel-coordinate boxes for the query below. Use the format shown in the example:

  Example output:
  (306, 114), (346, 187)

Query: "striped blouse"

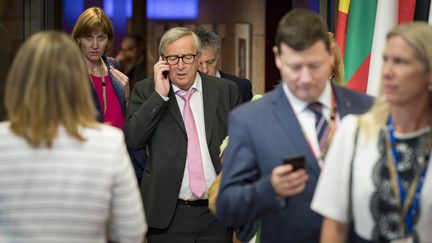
(0, 122), (146, 243)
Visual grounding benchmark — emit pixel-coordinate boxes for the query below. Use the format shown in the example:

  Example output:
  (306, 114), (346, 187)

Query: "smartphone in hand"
(160, 55), (169, 79)
(282, 154), (306, 171)
(162, 70), (169, 79)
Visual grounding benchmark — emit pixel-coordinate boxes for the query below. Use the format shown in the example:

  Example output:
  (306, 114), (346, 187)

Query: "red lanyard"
(302, 94), (338, 165)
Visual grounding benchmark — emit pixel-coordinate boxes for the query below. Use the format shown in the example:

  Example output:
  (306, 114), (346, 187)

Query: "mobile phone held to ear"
(283, 154), (306, 171)
(162, 70), (169, 79)
(160, 55), (169, 79)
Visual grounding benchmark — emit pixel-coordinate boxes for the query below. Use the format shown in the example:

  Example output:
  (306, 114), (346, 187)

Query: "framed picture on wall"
(235, 23), (251, 80)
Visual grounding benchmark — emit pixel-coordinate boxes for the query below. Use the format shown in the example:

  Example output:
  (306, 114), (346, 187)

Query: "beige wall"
(146, 0), (266, 95)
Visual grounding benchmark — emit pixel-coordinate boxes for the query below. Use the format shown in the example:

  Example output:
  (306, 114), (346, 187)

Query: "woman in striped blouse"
(1, 31), (146, 243)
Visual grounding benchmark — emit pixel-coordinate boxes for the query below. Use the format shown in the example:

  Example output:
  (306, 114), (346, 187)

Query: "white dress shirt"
(172, 74), (217, 200)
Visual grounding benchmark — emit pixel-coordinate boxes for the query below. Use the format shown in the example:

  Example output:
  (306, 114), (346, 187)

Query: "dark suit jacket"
(124, 73), (241, 229)
(217, 84), (373, 243)
(219, 70), (253, 103)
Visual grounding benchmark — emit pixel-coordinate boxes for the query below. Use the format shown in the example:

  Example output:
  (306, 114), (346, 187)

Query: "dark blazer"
(124, 73), (241, 229)
(91, 56), (126, 122)
(217, 84), (373, 243)
(219, 70), (253, 103)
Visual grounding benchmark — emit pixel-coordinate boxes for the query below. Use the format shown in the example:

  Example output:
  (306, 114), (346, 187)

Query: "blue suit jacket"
(217, 84), (373, 243)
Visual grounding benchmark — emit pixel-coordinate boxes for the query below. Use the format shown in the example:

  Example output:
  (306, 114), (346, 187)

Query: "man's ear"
(273, 46), (281, 69)
(272, 46), (279, 56)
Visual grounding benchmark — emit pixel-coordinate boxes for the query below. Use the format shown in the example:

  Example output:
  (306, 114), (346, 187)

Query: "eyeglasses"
(162, 54), (197, 65)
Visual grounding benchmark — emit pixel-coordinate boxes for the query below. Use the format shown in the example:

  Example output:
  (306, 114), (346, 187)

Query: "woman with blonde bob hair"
(312, 22), (432, 243)
(1, 31), (146, 242)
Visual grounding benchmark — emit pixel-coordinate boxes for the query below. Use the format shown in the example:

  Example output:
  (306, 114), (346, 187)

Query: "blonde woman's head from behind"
(5, 31), (98, 147)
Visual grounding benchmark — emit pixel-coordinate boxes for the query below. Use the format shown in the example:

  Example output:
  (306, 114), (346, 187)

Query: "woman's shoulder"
(80, 124), (124, 145)
(0, 121), (13, 136)
(339, 114), (360, 130)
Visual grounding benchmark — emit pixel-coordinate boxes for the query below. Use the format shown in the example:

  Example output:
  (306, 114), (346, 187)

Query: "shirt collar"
(172, 72), (203, 94)
(282, 80), (333, 114)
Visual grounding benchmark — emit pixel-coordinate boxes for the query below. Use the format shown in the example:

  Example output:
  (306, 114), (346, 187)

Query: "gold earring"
(328, 71), (335, 81)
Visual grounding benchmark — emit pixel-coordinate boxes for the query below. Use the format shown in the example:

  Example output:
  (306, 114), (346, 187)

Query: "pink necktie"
(177, 88), (206, 198)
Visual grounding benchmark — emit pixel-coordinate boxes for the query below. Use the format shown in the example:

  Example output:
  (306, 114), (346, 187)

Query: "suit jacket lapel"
(166, 86), (186, 133)
(332, 84), (353, 118)
(270, 86), (321, 176)
(202, 77), (219, 143)
(166, 78), (219, 138)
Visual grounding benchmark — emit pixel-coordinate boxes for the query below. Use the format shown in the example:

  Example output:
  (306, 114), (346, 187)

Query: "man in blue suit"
(217, 9), (373, 243)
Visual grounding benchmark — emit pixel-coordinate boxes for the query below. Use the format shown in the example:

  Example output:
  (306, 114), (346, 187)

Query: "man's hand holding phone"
(271, 154), (308, 198)
(282, 154), (306, 171)
(154, 56), (171, 97)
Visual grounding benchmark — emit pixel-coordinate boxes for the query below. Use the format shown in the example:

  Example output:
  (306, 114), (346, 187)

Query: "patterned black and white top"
(312, 115), (432, 243)
(370, 128), (429, 242)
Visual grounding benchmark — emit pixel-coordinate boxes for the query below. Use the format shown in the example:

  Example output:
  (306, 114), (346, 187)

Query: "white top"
(311, 115), (432, 241)
(172, 73), (217, 200)
(0, 122), (147, 243)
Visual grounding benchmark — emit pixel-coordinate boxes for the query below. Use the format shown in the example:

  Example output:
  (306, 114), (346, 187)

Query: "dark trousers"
(147, 203), (232, 243)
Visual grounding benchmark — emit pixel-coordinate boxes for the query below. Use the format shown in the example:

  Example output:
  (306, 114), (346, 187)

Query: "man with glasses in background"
(124, 27), (240, 243)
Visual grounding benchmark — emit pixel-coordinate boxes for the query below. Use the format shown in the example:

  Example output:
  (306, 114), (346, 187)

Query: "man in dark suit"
(194, 26), (253, 103)
(124, 27), (240, 243)
(217, 9), (373, 243)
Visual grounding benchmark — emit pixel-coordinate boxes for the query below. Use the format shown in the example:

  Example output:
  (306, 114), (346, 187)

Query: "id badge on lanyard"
(386, 116), (431, 235)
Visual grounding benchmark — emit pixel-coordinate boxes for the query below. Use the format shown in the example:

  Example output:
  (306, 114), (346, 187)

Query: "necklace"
(89, 57), (107, 114)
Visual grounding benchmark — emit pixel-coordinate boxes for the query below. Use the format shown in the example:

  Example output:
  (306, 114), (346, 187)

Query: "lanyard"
(89, 57), (108, 114)
(385, 116), (431, 234)
(301, 93), (338, 167)
(100, 57), (107, 114)
(319, 94), (338, 159)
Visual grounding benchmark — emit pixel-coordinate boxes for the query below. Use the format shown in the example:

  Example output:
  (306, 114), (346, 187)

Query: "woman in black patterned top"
(312, 22), (432, 243)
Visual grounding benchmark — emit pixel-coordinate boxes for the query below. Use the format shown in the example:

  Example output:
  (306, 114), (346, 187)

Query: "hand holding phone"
(282, 154), (306, 171)
(272, 154), (308, 197)
(154, 56), (170, 97)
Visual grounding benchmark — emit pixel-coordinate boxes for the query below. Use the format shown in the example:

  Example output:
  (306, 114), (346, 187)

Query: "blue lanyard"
(386, 116), (430, 234)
